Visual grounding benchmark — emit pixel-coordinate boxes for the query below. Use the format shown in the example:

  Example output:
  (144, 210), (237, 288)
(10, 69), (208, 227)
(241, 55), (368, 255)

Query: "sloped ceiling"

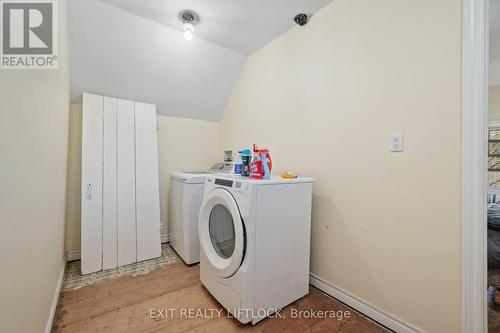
(67, 0), (246, 121)
(99, 0), (332, 55)
(67, 0), (332, 121)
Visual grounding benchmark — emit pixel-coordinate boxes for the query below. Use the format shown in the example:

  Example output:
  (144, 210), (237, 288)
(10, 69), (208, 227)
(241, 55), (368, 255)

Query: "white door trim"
(463, 0), (489, 332)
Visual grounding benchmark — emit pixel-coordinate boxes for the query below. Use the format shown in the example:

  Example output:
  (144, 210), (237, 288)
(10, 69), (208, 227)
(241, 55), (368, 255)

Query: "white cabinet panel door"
(135, 102), (161, 261)
(117, 99), (137, 266)
(82, 93), (161, 272)
(81, 93), (103, 274)
(102, 97), (118, 270)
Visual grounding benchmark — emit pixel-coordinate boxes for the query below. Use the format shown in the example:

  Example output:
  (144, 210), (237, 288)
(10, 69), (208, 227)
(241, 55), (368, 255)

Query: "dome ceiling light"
(179, 10), (199, 41)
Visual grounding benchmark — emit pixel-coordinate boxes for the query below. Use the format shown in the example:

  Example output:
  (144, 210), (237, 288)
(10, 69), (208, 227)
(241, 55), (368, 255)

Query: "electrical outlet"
(391, 134), (404, 152)
(86, 183), (93, 200)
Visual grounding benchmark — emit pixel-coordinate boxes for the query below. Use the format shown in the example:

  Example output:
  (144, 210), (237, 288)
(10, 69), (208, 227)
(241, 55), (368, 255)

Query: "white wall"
(65, 104), (83, 254)
(0, 0), (70, 331)
(67, 0), (246, 121)
(157, 116), (220, 236)
(490, 86), (500, 123)
(65, 105), (220, 252)
(491, 61), (500, 87)
(219, 0), (462, 332)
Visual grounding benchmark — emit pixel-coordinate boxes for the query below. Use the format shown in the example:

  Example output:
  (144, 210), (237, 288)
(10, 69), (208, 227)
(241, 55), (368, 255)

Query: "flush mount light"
(179, 10), (199, 41)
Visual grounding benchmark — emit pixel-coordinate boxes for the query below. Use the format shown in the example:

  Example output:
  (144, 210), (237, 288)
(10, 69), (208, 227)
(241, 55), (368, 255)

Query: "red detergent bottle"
(249, 144), (272, 179)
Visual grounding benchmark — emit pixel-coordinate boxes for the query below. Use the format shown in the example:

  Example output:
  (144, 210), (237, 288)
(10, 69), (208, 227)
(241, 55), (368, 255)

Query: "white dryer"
(169, 163), (234, 265)
(198, 175), (314, 324)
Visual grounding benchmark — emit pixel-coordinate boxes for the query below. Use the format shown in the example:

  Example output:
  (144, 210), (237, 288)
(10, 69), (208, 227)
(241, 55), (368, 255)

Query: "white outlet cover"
(391, 134), (404, 152)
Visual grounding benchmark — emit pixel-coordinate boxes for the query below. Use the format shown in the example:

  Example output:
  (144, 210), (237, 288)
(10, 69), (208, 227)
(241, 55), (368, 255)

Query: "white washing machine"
(198, 175), (314, 324)
(169, 163), (234, 265)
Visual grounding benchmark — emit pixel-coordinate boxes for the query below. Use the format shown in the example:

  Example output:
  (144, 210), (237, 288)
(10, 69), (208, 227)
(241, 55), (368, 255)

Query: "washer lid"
(208, 162), (234, 174)
(171, 171), (212, 184)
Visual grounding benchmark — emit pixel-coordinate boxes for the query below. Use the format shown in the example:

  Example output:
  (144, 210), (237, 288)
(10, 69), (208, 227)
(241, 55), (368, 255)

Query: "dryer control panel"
(215, 179), (233, 187)
(213, 178), (249, 195)
(208, 177), (251, 216)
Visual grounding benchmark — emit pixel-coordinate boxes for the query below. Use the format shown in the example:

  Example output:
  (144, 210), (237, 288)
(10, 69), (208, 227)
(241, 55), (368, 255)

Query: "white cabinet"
(102, 97), (118, 270)
(135, 102), (162, 261)
(116, 99), (137, 267)
(81, 93), (161, 274)
(81, 93), (103, 274)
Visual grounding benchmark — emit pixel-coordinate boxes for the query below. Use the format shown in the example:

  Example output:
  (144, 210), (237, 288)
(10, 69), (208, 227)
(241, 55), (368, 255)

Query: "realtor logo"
(1, 0), (58, 69)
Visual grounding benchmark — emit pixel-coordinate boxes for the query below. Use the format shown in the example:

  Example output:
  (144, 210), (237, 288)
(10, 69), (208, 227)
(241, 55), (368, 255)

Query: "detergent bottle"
(249, 149), (262, 179)
(234, 151), (243, 175)
(249, 145), (272, 179)
(234, 149), (252, 175)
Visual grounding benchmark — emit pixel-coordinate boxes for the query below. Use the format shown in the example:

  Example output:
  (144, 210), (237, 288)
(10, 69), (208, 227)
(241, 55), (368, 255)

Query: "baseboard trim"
(66, 235), (170, 262)
(44, 264), (65, 333)
(66, 249), (80, 262)
(309, 273), (423, 333)
(160, 234), (170, 244)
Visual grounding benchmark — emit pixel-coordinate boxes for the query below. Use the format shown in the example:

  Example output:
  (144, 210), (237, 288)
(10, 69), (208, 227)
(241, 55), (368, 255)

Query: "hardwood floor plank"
(181, 317), (254, 333)
(305, 314), (388, 333)
(53, 263), (390, 333)
(253, 289), (348, 333)
(54, 264), (199, 328)
(56, 284), (217, 333)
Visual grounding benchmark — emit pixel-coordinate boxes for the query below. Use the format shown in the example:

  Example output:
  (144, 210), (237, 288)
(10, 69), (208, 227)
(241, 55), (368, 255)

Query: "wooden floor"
(53, 263), (390, 333)
(489, 292), (500, 333)
(490, 305), (500, 333)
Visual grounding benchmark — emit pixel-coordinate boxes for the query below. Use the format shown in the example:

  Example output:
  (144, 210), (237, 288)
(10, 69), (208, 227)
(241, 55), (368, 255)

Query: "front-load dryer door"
(199, 188), (245, 278)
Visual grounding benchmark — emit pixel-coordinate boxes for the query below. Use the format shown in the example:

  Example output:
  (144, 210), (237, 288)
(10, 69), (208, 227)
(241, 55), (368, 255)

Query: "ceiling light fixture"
(179, 10), (199, 41)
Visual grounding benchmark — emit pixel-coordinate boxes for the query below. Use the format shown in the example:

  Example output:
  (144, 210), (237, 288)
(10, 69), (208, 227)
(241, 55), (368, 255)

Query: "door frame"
(463, 0), (489, 332)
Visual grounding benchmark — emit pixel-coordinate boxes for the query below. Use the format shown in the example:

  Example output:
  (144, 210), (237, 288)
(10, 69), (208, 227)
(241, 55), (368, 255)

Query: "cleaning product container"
(250, 145), (272, 179)
(234, 151), (243, 175)
(239, 149), (252, 177)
